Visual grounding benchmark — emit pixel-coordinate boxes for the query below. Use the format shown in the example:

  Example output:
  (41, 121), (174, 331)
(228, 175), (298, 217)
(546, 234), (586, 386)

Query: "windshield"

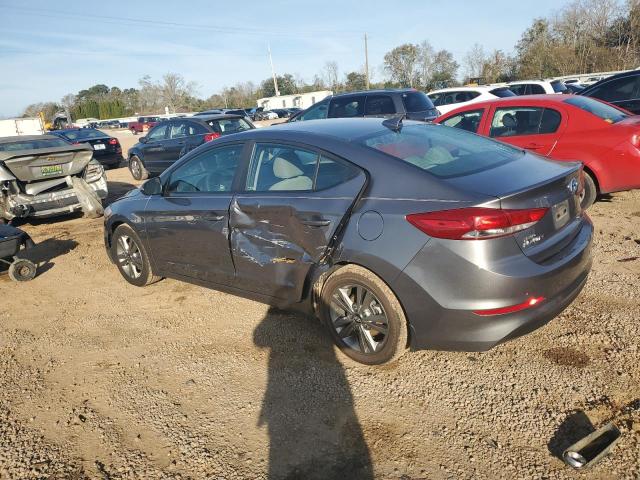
(402, 91), (435, 112)
(60, 129), (106, 140)
(359, 124), (522, 178)
(490, 87), (516, 98)
(0, 138), (70, 151)
(564, 96), (628, 123)
(551, 81), (568, 93)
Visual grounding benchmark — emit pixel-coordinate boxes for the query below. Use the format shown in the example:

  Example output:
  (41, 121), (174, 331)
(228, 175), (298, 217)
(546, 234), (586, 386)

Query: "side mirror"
(141, 176), (162, 196)
(139, 136), (148, 144)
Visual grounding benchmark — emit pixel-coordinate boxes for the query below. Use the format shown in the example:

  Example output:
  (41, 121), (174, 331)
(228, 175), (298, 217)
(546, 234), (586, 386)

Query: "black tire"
(580, 171), (597, 210)
(130, 128), (138, 135)
(8, 259), (37, 282)
(129, 156), (149, 181)
(319, 264), (408, 365)
(111, 224), (161, 287)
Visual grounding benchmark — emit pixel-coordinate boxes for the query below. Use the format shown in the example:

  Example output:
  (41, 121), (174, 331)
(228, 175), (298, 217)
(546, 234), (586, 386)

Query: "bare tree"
(463, 43), (486, 81)
(161, 73), (198, 113)
(322, 61), (340, 92)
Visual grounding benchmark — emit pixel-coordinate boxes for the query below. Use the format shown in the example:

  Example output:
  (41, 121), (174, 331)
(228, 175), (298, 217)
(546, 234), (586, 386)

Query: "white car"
(427, 86), (516, 115)
(507, 80), (568, 95)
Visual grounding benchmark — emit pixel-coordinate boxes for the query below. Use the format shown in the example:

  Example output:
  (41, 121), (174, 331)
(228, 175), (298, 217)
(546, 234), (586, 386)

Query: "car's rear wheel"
(130, 128), (137, 135)
(320, 264), (408, 365)
(129, 156), (149, 181)
(111, 224), (161, 287)
(580, 171), (597, 210)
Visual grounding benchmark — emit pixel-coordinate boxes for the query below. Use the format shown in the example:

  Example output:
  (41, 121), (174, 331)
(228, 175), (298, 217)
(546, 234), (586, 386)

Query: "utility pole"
(364, 33), (370, 90)
(268, 43), (280, 96)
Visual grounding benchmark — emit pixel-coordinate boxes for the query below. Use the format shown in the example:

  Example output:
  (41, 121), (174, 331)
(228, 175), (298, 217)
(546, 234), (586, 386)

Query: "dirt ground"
(0, 129), (639, 479)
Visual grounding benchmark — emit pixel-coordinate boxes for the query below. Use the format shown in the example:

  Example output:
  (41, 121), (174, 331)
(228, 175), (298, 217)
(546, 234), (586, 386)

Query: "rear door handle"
(527, 143), (543, 149)
(301, 219), (331, 227)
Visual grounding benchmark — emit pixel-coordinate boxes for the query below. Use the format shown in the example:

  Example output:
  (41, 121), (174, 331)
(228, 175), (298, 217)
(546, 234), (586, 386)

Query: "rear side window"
(359, 124), (522, 179)
(564, 96), (628, 123)
(586, 76), (640, 103)
(402, 91), (435, 112)
(329, 96), (365, 118)
(245, 143), (358, 191)
(530, 84), (545, 94)
(490, 107), (561, 137)
(365, 95), (395, 115)
(441, 109), (484, 133)
(509, 84), (526, 95)
(208, 118), (252, 134)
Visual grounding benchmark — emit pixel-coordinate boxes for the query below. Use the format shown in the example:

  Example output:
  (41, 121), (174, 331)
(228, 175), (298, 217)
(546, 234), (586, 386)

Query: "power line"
(0, 5), (361, 38)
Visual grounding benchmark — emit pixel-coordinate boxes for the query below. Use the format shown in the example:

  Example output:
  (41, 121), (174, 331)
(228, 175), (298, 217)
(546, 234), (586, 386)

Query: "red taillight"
(473, 296), (545, 316)
(631, 134), (640, 149)
(204, 132), (221, 142)
(108, 138), (118, 145)
(406, 207), (548, 240)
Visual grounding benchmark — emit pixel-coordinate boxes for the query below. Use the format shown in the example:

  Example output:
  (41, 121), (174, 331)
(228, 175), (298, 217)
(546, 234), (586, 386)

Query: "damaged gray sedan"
(0, 135), (108, 222)
(104, 118), (592, 365)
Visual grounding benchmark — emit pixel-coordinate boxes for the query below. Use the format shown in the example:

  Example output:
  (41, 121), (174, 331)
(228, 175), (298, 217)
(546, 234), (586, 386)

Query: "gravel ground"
(0, 130), (638, 479)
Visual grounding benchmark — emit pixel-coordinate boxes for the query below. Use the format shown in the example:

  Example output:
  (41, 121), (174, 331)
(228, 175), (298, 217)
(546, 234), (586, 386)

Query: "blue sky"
(0, 0), (569, 117)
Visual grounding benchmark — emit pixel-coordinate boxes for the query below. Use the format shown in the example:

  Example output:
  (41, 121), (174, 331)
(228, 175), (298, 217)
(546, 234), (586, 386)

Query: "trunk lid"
(0, 145), (93, 182)
(443, 153), (584, 262)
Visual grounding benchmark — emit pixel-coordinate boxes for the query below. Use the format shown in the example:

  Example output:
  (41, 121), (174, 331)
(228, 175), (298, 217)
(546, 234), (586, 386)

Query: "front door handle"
(204, 214), (224, 222)
(526, 143), (543, 149)
(301, 219), (331, 227)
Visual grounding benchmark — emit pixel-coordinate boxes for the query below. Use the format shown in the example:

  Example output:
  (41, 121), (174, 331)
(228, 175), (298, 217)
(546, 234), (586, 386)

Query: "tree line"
(23, 0), (640, 122)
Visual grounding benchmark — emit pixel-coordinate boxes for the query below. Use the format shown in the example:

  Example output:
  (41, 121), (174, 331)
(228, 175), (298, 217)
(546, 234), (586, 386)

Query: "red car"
(128, 116), (161, 135)
(434, 94), (640, 208)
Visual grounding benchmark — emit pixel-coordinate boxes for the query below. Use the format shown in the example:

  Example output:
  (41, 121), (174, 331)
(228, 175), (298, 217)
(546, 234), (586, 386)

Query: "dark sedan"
(127, 114), (255, 180)
(580, 69), (640, 114)
(50, 128), (123, 168)
(105, 118), (593, 365)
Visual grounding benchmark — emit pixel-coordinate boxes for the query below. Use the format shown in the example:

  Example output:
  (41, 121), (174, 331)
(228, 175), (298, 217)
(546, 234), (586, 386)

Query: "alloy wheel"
(329, 284), (389, 354)
(116, 234), (144, 279)
(130, 159), (141, 179)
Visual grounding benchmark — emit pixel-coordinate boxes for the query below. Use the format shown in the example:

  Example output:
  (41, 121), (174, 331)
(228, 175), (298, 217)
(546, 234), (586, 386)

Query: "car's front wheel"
(111, 224), (161, 287)
(319, 264), (408, 365)
(129, 156), (149, 181)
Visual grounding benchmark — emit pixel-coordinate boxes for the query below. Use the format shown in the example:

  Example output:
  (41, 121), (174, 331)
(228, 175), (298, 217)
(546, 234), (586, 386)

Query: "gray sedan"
(104, 118), (593, 365)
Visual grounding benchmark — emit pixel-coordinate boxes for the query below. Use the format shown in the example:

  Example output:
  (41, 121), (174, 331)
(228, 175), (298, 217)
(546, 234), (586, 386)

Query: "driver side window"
(167, 144), (243, 194)
(147, 124), (168, 141)
(297, 100), (329, 121)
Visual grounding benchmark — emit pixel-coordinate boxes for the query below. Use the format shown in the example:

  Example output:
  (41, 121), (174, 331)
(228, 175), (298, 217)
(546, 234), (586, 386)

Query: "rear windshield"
(402, 91), (435, 112)
(551, 81), (568, 93)
(490, 87), (516, 98)
(359, 124), (522, 179)
(60, 129), (106, 140)
(564, 96), (628, 123)
(207, 118), (253, 134)
(0, 138), (69, 151)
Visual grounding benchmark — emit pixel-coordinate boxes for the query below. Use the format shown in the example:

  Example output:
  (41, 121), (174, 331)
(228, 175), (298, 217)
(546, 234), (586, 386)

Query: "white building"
(257, 91), (332, 110)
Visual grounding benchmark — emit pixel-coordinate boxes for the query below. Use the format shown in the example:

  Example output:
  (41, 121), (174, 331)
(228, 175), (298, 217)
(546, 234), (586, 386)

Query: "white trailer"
(0, 117), (45, 137)
(256, 91), (333, 111)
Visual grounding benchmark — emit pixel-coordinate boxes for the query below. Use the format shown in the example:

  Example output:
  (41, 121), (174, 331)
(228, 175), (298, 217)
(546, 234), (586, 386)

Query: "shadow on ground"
(254, 307), (373, 480)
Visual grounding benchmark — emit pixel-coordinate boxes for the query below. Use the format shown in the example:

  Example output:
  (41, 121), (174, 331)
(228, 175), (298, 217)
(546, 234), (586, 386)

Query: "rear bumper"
(394, 216), (593, 351)
(3, 175), (108, 219)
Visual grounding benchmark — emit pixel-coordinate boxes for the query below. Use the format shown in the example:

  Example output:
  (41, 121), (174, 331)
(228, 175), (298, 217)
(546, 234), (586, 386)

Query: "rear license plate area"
(40, 165), (63, 176)
(552, 199), (570, 229)
(93, 143), (106, 150)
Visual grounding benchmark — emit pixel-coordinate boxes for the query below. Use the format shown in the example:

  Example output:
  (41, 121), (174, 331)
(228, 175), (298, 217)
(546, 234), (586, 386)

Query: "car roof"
(582, 69), (640, 92)
(0, 134), (64, 144)
(436, 94), (573, 118)
(182, 114), (247, 122)
(332, 88), (420, 98)
(428, 86), (494, 94)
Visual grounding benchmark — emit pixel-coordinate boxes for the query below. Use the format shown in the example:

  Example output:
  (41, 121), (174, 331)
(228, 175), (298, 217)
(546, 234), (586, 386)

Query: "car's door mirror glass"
(141, 176), (162, 196)
(139, 136), (148, 144)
